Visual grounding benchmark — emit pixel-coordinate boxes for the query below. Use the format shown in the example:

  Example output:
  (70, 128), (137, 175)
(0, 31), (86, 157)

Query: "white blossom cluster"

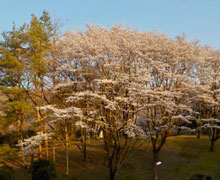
(17, 132), (54, 155)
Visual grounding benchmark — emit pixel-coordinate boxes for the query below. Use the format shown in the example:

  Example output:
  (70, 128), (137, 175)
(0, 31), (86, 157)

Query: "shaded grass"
(0, 135), (219, 180)
(162, 136), (220, 180)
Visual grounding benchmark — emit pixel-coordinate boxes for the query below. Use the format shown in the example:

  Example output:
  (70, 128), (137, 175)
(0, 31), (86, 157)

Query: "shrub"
(0, 166), (14, 180)
(31, 159), (56, 180)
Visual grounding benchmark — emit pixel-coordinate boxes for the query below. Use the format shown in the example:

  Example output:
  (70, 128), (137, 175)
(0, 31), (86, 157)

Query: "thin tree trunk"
(52, 126), (56, 164)
(45, 137), (49, 159)
(82, 128), (87, 161)
(18, 139), (25, 164)
(40, 75), (49, 159)
(35, 78), (42, 159)
(52, 44), (57, 164)
(44, 121), (49, 159)
(65, 124), (69, 175)
(30, 154), (34, 167)
(197, 130), (200, 139)
(36, 101), (42, 158)
(38, 144), (42, 159)
(18, 78), (25, 164)
(210, 140), (215, 152)
(52, 140), (56, 163)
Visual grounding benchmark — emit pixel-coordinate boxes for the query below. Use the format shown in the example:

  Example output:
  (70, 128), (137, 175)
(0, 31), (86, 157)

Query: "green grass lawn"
(0, 135), (219, 180)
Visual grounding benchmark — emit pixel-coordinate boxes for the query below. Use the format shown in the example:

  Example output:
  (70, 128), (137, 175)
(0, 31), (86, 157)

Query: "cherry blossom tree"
(132, 34), (204, 179)
(194, 48), (220, 151)
(52, 25), (158, 180)
(14, 23), (220, 179)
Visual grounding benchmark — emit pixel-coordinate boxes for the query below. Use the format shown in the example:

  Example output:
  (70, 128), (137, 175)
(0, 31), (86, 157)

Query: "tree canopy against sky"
(1, 0), (220, 48)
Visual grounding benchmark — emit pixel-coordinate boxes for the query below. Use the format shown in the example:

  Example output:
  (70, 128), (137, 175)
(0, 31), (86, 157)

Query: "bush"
(31, 159), (56, 180)
(0, 166), (14, 180)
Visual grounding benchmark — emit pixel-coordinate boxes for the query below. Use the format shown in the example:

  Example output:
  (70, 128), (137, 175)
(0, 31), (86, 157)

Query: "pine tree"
(0, 23), (31, 164)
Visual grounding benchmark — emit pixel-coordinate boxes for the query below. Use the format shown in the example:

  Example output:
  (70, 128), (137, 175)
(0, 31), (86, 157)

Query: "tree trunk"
(52, 141), (56, 163)
(45, 138), (49, 159)
(41, 75), (49, 159)
(65, 124), (69, 175)
(152, 151), (158, 180)
(52, 44), (57, 164)
(30, 154), (34, 167)
(197, 130), (200, 139)
(35, 80), (42, 159)
(44, 122), (49, 159)
(109, 167), (117, 180)
(38, 144), (42, 159)
(18, 139), (25, 164)
(210, 140), (215, 152)
(82, 128), (87, 161)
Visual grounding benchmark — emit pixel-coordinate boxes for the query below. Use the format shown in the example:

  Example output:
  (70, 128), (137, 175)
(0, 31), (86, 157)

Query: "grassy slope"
(0, 135), (219, 180)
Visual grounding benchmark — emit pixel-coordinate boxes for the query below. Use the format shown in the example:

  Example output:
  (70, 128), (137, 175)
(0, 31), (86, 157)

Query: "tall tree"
(0, 23), (32, 163)
(24, 12), (53, 158)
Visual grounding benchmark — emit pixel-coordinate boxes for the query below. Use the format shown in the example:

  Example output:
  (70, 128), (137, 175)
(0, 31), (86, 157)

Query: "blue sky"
(0, 0), (220, 48)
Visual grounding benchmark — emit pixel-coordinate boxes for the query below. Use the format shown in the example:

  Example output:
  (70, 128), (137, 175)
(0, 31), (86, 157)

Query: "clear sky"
(0, 0), (220, 48)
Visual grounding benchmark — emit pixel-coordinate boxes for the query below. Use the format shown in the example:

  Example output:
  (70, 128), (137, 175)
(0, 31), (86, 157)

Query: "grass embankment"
(0, 135), (219, 180)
